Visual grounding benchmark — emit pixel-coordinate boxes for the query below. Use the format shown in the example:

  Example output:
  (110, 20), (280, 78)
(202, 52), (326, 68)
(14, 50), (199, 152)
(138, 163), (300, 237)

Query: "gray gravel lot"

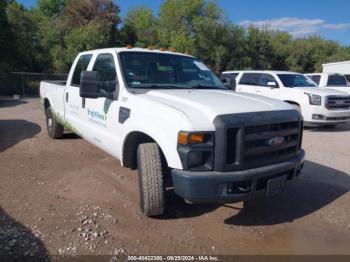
(0, 97), (349, 257)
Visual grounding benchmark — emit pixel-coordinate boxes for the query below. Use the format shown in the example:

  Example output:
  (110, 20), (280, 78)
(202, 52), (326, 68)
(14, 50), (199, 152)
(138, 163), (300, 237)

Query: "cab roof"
(222, 70), (300, 75)
(78, 47), (194, 58)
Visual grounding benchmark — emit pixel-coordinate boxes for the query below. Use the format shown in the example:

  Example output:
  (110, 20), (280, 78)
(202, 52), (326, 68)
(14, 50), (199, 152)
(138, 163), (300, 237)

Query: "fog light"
(312, 114), (325, 120)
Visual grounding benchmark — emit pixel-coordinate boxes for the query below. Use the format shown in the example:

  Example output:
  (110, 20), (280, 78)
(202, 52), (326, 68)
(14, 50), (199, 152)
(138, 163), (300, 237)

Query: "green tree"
(6, 2), (51, 72)
(123, 7), (158, 47)
(49, 0), (121, 71)
(158, 0), (215, 52)
(245, 27), (275, 70)
(0, 0), (13, 71)
(38, 0), (66, 17)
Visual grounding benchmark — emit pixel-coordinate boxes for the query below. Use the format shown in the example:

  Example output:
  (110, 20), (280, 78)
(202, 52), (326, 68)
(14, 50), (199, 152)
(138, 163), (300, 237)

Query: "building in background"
(323, 61), (350, 83)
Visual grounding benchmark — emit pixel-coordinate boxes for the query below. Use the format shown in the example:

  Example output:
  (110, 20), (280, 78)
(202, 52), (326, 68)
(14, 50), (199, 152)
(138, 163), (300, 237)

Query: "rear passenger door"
(65, 54), (93, 134)
(236, 73), (261, 94)
(254, 73), (279, 96)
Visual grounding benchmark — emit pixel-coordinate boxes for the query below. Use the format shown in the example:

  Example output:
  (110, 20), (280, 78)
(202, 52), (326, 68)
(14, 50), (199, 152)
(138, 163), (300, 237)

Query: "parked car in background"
(221, 70), (350, 127)
(40, 48), (306, 216)
(305, 73), (350, 94)
(322, 60), (350, 83)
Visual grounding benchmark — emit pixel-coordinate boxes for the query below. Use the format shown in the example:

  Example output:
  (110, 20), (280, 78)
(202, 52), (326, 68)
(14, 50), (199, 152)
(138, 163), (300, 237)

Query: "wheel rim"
(47, 115), (53, 128)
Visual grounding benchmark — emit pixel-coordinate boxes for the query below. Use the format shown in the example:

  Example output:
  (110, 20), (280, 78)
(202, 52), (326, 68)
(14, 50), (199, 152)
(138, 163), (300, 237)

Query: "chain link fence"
(0, 72), (68, 97)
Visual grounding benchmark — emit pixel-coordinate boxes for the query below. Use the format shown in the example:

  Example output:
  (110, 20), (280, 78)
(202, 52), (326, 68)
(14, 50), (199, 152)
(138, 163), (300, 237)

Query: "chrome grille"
(326, 96), (350, 110)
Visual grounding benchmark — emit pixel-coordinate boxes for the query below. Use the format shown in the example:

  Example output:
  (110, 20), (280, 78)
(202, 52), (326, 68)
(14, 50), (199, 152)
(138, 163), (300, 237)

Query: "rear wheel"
(45, 106), (64, 139)
(137, 143), (165, 217)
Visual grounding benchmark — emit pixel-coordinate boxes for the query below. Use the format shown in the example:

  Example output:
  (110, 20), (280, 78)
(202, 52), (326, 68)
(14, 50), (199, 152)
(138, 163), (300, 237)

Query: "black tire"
(137, 143), (165, 216)
(45, 106), (64, 139)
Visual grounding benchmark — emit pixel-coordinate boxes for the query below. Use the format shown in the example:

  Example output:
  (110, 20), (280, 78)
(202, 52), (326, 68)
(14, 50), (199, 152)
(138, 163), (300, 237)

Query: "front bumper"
(303, 107), (350, 125)
(171, 150), (305, 203)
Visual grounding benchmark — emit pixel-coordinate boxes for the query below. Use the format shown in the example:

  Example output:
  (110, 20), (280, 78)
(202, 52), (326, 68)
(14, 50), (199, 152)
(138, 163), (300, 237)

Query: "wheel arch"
(43, 98), (51, 111)
(122, 131), (169, 170)
(284, 100), (300, 106)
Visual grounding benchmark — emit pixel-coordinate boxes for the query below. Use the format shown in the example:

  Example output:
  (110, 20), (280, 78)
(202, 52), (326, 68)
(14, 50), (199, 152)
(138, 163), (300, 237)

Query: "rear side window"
(220, 73), (239, 84)
(93, 53), (117, 82)
(308, 75), (321, 85)
(239, 73), (261, 86)
(71, 54), (93, 86)
(259, 74), (278, 87)
(327, 75), (347, 86)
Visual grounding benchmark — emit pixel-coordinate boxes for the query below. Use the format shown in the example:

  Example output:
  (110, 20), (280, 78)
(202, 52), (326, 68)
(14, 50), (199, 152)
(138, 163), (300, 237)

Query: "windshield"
(327, 75), (348, 86)
(119, 52), (226, 90)
(277, 74), (317, 88)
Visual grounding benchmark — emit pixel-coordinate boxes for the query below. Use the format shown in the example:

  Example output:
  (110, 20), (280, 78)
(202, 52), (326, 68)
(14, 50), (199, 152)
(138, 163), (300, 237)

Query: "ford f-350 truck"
(40, 48), (304, 216)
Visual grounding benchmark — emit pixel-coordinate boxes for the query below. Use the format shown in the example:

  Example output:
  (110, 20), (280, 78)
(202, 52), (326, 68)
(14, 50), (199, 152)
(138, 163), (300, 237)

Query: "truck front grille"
(213, 111), (303, 172)
(243, 121), (300, 164)
(326, 96), (350, 110)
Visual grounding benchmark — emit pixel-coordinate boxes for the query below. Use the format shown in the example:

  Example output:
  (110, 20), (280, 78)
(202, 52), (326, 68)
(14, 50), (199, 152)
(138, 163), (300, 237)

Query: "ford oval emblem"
(267, 136), (285, 146)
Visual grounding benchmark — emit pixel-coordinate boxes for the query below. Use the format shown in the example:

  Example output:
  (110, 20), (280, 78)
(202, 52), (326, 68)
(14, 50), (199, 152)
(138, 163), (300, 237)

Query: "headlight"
(177, 131), (214, 171)
(305, 93), (321, 105)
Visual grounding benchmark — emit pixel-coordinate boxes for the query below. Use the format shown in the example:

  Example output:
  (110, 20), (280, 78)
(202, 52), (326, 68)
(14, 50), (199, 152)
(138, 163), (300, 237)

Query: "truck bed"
(42, 80), (66, 86)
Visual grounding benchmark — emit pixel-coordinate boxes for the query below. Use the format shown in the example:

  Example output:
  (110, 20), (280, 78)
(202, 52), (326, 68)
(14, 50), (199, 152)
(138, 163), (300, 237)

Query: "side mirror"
(80, 71), (117, 99)
(80, 71), (102, 99)
(223, 77), (236, 91)
(267, 81), (277, 88)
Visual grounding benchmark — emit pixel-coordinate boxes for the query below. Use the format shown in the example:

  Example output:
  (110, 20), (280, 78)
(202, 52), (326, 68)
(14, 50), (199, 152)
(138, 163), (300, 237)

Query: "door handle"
(65, 92), (69, 102)
(256, 90), (261, 93)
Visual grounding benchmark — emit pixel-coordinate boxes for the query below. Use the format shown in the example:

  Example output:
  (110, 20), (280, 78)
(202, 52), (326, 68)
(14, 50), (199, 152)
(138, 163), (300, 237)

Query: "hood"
(323, 86), (350, 95)
(293, 87), (349, 97)
(140, 89), (292, 130)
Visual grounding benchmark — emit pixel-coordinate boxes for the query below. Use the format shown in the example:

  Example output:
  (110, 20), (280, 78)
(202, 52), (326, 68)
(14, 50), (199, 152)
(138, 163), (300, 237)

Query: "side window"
(71, 54), (93, 86)
(220, 73), (238, 84)
(239, 73), (261, 86)
(93, 53), (117, 82)
(259, 74), (278, 87)
(327, 75), (347, 86)
(310, 75), (321, 85)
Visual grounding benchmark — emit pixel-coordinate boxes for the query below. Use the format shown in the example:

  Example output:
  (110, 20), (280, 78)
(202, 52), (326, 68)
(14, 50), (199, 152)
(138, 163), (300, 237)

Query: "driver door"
(83, 52), (121, 157)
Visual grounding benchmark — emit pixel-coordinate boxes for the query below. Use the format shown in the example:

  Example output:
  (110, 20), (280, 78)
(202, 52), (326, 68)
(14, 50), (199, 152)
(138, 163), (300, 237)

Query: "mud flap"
(266, 175), (287, 196)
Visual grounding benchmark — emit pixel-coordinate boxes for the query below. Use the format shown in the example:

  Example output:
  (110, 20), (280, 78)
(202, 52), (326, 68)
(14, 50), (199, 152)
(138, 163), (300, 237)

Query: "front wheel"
(137, 143), (165, 217)
(45, 106), (64, 139)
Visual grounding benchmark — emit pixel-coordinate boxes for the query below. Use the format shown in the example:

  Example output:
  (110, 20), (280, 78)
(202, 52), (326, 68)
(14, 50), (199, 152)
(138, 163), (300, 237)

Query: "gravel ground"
(0, 97), (349, 259)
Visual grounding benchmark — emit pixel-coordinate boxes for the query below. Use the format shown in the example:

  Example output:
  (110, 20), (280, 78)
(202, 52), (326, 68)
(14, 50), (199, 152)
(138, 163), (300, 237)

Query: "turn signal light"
(178, 132), (205, 145)
(126, 44), (133, 49)
(189, 133), (204, 144)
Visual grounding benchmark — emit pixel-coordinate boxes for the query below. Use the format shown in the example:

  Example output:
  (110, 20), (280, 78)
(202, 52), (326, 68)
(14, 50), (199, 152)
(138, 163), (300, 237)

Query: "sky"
(17, 0), (350, 45)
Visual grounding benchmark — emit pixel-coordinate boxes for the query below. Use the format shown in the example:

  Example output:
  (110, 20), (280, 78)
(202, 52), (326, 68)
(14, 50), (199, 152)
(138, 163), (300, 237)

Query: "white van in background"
(221, 70), (350, 126)
(305, 73), (350, 94)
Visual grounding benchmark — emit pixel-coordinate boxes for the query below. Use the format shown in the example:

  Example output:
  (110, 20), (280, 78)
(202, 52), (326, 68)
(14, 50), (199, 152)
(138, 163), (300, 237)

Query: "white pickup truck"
(40, 48), (304, 216)
(221, 70), (350, 127)
(305, 73), (350, 94)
